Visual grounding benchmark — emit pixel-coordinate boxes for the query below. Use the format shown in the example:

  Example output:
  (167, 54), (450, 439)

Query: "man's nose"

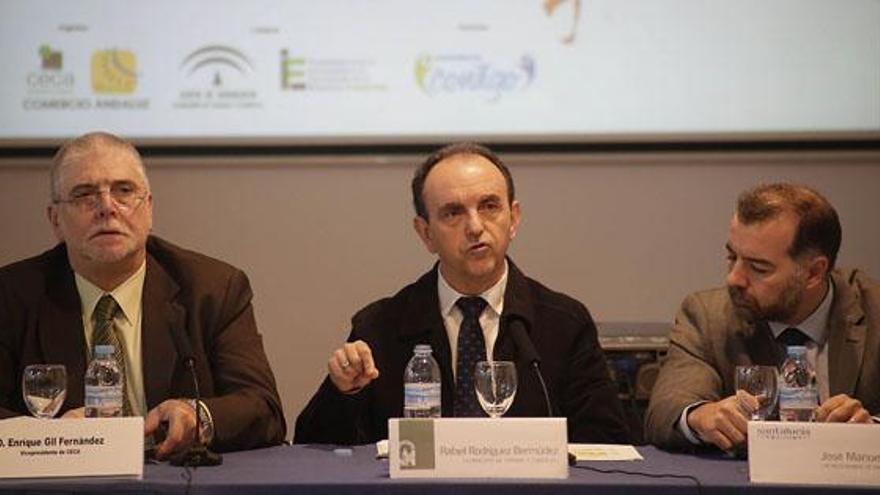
(94, 190), (120, 216)
(464, 210), (484, 237)
(726, 260), (747, 288)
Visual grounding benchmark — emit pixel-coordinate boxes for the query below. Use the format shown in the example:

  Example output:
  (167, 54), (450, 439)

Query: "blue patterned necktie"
(454, 296), (488, 417)
(92, 295), (133, 416)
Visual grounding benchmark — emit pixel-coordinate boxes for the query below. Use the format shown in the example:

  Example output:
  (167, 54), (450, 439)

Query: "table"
(0, 444), (874, 494)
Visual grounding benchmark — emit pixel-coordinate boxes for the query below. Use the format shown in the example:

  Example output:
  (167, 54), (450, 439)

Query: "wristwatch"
(187, 399), (215, 446)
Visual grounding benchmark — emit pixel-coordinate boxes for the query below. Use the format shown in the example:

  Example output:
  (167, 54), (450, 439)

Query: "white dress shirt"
(437, 261), (508, 379)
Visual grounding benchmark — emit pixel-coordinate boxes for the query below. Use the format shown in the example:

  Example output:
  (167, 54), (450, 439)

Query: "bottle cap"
(413, 344), (432, 354)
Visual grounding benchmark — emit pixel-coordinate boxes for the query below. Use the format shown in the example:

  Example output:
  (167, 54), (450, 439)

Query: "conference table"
(0, 443), (874, 494)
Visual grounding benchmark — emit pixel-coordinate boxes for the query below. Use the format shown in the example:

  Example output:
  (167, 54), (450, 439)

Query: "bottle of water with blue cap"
(403, 344), (441, 418)
(84, 345), (123, 418)
(778, 346), (818, 422)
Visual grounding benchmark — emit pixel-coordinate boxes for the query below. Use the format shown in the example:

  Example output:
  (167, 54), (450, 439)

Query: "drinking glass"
(474, 361), (517, 418)
(735, 365), (778, 421)
(22, 364), (67, 419)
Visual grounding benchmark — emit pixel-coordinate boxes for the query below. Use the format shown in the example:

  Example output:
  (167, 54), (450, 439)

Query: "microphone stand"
(171, 358), (223, 467)
(506, 315), (573, 465)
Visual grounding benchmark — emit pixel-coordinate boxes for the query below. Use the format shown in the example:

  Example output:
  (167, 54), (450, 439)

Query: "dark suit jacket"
(0, 236), (286, 452)
(294, 261), (630, 445)
(644, 268), (880, 450)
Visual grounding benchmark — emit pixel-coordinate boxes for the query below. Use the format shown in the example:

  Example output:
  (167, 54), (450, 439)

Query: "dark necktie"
(454, 297), (488, 417)
(775, 327), (811, 366)
(778, 327), (810, 347)
(93, 295), (133, 416)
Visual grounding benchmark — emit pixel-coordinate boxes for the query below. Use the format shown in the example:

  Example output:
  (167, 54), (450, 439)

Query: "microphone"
(168, 323), (223, 467)
(505, 315), (554, 417)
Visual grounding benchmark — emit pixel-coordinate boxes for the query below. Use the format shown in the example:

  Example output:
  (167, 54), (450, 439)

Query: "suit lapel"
(141, 253), (183, 410)
(826, 272), (866, 396)
(495, 260), (536, 363)
(39, 247), (88, 408)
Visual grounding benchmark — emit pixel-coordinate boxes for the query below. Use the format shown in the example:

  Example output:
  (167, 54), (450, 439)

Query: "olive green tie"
(92, 295), (133, 416)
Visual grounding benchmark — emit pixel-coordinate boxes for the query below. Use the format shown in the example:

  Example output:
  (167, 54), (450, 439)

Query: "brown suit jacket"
(645, 268), (880, 450)
(0, 236), (286, 452)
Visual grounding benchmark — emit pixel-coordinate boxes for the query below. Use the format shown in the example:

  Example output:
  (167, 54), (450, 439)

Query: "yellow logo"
(91, 49), (137, 94)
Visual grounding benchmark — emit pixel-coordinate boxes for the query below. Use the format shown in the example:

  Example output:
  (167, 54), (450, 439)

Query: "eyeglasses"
(54, 182), (148, 213)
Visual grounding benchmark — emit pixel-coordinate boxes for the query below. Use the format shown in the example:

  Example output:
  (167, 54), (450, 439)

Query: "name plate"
(748, 421), (880, 486)
(0, 416), (143, 479)
(389, 417), (568, 479)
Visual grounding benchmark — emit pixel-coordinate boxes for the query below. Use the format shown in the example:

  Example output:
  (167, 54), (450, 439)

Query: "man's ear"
(804, 254), (830, 290)
(47, 204), (64, 241)
(508, 200), (521, 240)
(413, 215), (437, 254)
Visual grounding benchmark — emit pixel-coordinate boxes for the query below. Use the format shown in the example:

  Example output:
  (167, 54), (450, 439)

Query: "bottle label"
(403, 383), (441, 418)
(84, 385), (123, 417)
(778, 385), (818, 421)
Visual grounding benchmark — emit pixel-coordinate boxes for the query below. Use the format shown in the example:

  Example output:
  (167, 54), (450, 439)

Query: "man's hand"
(815, 394), (872, 423)
(328, 340), (380, 393)
(686, 395), (749, 451)
(143, 399), (197, 460)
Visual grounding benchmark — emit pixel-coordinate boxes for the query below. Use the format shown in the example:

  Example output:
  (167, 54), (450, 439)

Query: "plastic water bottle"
(84, 345), (123, 417)
(403, 344), (441, 418)
(778, 346), (818, 422)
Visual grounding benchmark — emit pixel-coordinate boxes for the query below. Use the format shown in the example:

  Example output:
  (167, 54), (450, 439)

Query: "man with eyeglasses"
(645, 183), (879, 453)
(0, 131), (286, 458)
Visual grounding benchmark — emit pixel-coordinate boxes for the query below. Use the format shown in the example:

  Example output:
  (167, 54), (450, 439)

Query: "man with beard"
(294, 142), (630, 445)
(0, 132), (286, 458)
(645, 183), (880, 452)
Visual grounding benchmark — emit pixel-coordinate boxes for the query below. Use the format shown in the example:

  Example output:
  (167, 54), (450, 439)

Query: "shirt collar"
(769, 278), (834, 345)
(74, 261), (147, 325)
(437, 260), (508, 318)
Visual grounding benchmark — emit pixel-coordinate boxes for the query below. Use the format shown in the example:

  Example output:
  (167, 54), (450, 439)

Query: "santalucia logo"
(414, 54), (536, 102)
(754, 424), (812, 441)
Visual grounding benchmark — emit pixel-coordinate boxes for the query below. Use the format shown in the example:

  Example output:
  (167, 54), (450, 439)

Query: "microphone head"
(505, 315), (541, 366)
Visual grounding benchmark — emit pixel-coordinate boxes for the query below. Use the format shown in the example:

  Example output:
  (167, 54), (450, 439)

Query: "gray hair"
(50, 131), (150, 201)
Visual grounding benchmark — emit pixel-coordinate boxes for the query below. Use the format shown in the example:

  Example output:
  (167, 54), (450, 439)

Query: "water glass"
(735, 365), (778, 421)
(22, 364), (67, 419)
(474, 361), (517, 418)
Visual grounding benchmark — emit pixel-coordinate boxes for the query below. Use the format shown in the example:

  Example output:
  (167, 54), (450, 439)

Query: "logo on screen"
(25, 44), (75, 94)
(39, 45), (63, 70)
(279, 50), (387, 92)
(181, 45), (253, 86)
(414, 54), (535, 102)
(173, 45), (260, 109)
(91, 49), (138, 94)
(280, 50), (306, 90)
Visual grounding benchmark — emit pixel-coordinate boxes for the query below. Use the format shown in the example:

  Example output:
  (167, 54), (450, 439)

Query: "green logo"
(398, 419), (435, 470)
(39, 45), (62, 70)
(414, 55), (432, 91)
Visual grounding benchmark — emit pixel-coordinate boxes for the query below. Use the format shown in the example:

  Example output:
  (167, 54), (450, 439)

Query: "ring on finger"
(341, 361), (351, 369)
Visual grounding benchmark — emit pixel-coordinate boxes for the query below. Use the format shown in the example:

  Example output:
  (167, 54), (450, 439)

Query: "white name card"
(389, 417), (568, 479)
(748, 421), (880, 486)
(0, 416), (143, 479)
